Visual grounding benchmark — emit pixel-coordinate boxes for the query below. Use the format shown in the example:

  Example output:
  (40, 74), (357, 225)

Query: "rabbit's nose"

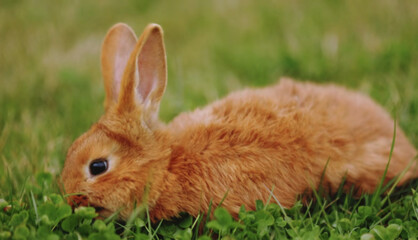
(67, 194), (89, 209)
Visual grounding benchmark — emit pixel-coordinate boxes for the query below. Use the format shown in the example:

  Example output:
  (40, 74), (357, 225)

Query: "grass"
(0, 0), (417, 239)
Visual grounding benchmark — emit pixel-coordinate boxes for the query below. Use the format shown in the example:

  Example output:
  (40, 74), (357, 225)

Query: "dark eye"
(89, 159), (108, 176)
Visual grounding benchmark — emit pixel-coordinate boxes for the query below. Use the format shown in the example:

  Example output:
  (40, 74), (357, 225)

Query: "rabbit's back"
(166, 78), (416, 214)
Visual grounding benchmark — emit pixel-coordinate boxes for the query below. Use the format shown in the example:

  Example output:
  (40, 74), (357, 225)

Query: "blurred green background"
(0, 0), (417, 195)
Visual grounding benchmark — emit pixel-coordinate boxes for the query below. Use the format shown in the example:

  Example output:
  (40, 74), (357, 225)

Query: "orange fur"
(61, 23), (417, 222)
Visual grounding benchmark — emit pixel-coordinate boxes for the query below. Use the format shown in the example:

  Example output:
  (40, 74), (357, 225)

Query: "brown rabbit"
(61, 23), (417, 222)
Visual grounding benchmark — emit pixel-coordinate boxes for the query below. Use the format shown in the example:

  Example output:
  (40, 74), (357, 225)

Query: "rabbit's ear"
(101, 23), (137, 110)
(117, 24), (167, 123)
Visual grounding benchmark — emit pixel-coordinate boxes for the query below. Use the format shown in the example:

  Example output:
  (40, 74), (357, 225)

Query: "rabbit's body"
(149, 78), (416, 220)
(61, 23), (417, 222)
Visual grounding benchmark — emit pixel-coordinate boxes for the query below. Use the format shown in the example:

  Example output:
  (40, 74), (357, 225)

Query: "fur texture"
(61, 23), (417, 222)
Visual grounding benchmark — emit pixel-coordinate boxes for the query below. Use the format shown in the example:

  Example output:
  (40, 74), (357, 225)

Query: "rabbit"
(61, 23), (417, 222)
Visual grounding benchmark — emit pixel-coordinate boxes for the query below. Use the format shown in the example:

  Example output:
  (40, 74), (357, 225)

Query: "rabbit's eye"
(89, 159), (108, 176)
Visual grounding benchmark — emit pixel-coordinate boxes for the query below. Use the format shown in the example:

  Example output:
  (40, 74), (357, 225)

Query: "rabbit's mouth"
(94, 206), (105, 212)
(93, 206), (113, 218)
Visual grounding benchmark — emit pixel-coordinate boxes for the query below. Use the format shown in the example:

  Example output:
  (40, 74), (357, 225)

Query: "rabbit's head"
(61, 23), (169, 219)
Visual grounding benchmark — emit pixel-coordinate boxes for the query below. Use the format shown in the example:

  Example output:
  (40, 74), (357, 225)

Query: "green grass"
(1, 0), (417, 239)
